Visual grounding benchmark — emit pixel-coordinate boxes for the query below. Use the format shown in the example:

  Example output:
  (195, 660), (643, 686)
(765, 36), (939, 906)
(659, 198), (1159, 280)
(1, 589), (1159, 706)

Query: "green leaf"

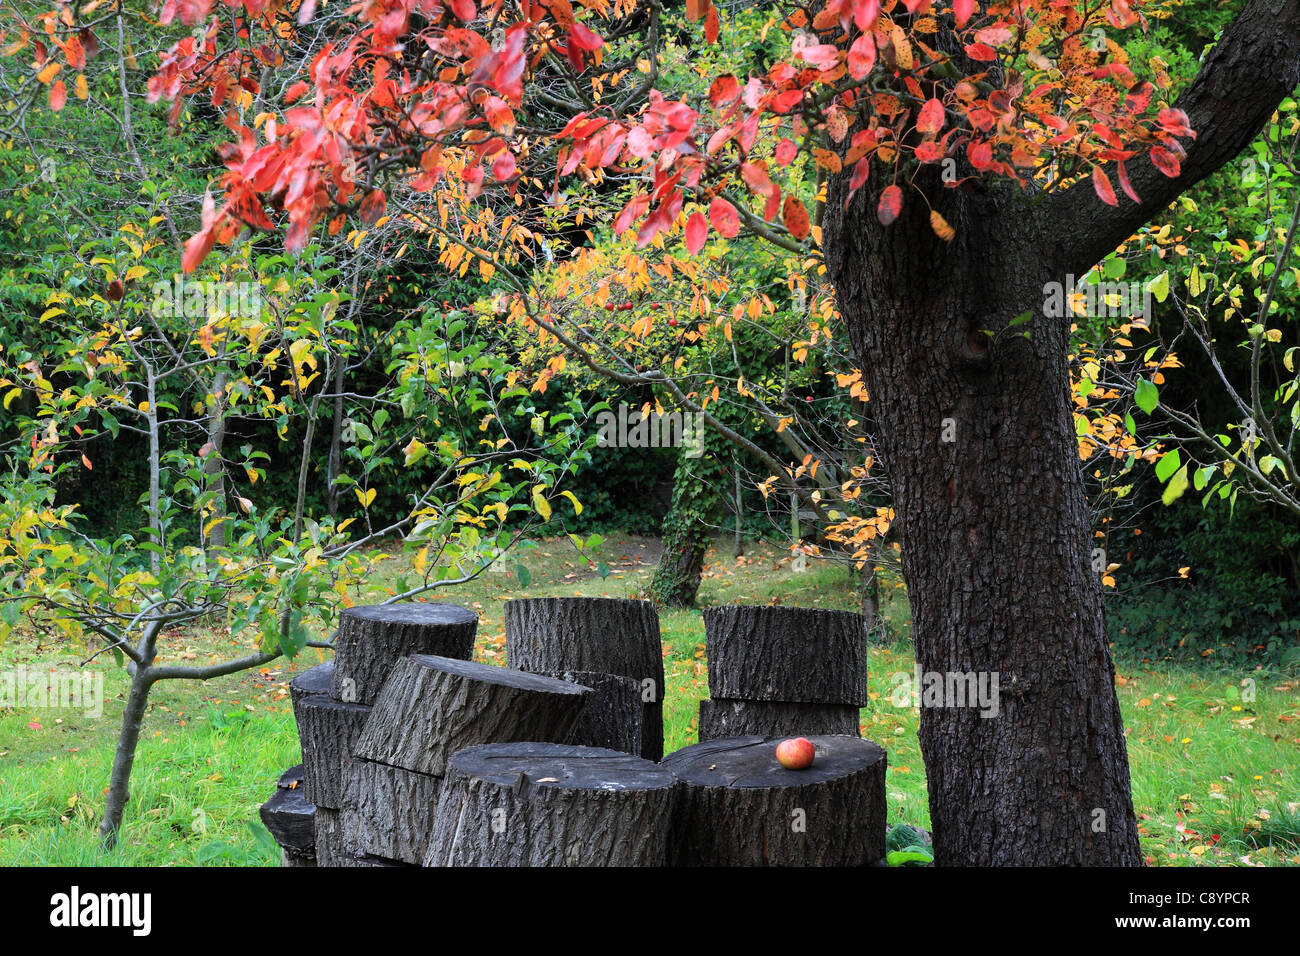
(1134, 378), (1159, 415)
(514, 563), (531, 589)
(1147, 271), (1170, 303)
(1161, 464), (1189, 506)
(1155, 449), (1181, 483)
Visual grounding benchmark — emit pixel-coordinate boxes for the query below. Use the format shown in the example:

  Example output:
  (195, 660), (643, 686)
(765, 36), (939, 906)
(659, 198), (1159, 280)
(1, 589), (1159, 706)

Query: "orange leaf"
(783, 196), (810, 240)
(49, 79), (66, 111)
(929, 210), (954, 241)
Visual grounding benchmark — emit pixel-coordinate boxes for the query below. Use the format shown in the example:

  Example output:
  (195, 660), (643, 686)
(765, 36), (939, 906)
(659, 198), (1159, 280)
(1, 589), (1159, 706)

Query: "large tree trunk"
(825, 178), (1140, 866)
(821, 0), (1300, 867)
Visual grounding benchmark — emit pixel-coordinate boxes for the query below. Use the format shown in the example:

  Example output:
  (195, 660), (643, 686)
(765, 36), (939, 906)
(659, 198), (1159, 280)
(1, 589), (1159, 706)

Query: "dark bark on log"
(355, 655), (591, 776)
(354, 854), (419, 867)
(259, 777), (316, 851)
(698, 698), (860, 742)
(703, 605), (868, 705)
(293, 692), (372, 809)
(340, 758), (443, 865)
(661, 735), (886, 866)
(505, 597), (665, 703)
(425, 743), (677, 867)
(281, 847), (316, 868)
(332, 602), (479, 705)
(288, 661), (334, 707)
(314, 807), (361, 868)
(542, 669), (662, 761)
(277, 764), (305, 789)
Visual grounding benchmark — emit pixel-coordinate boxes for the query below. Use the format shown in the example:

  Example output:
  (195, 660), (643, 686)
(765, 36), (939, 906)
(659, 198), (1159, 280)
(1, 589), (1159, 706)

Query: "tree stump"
(258, 766), (315, 853)
(661, 735), (887, 866)
(505, 597), (664, 702)
(354, 655), (591, 776)
(288, 661), (334, 705)
(703, 605), (868, 705)
(425, 743), (678, 867)
(698, 698), (860, 742)
(339, 758), (443, 865)
(507, 597), (664, 759)
(293, 692), (372, 809)
(314, 807), (361, 868)
(331, 602), (479, 705)
(542, 669), (661, 761)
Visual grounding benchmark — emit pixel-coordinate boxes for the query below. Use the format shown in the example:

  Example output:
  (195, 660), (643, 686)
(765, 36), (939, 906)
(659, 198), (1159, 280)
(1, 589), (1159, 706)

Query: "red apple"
(668, 318), (678, 327)
(775, 737), (815, 770)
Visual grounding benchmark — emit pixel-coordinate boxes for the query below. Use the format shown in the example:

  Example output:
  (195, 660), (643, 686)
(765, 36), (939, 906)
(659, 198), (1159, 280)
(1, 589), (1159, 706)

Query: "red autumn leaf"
(49, 79), (66, 111)
(709, 74), (739, 108)
(964, 42), (997, 62)
(849, 156), (870, 194)
(685, 211), (708, 254)
(847, 34), (876, 79)
(1116, 161), (1141, 203)
(705, 3), (719, 44)
(1150, 146), (1181, 178)
(877, 184), (903, 225)
(686, 0), (707, 22)
(449, 0), (476, 22)
(852, 0), (881, 30)
(569, 23), (603, 52)
(915, 140), (945, 163)
(359, 188), (386, 223)
(802, 44), (841, 70)
(968, 140), (993, 170)
(285, 80), (309, 103)
(900, 0), (928, 12)
(1092, 166), (1118, 207)
(954, 0), (975, 27)
(709, 196), (741, 238)
(741, 161), (774, 197)
(775, 138), (798, 166)
(917, 98), (945, 135)
(783, 195), (811, 240)
(763, 186), (781, 222)
(492, 151), (516, 181)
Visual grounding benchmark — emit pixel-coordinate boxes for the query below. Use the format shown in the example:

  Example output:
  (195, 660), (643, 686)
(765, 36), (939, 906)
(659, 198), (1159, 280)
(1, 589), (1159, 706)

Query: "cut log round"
(332, 602), (479, 705)
(425, 743), (677, 867)
(288, 661), (334, 706)
(259, 775), (315, 852)
(542, 669), (662, 761)
(293, 693), (372, 809)
(355, 655), (590, 776)
(661, 735), (887, 866)
(505, 597), (664, 702)
(698, 698), (860, 742)
(276, 763), (306, 790)
(703, 605), (868, 705)
(314, 807), (361, 868)
(340, 758), (443, 865)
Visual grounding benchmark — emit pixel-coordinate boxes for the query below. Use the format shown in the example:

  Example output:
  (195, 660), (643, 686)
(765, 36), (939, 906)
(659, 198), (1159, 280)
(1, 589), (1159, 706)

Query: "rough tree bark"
(354, 655), (591, 776)
(425, 743), (677, 867)
(698, 698), (860, 741)
(821, 0), (1300, 865)
(703, 605), (868, 705)
(331, 602), (478, 705)
(662, 735), (886, 866)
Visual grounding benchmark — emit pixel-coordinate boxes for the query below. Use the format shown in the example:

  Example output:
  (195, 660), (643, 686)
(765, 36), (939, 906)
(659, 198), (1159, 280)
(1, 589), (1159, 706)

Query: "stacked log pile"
(257, 598), (889, 867)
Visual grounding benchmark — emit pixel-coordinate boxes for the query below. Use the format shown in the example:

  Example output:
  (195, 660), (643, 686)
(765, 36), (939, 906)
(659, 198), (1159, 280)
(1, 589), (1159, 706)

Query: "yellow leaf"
(558, 489), (583, 515)
(930, 210), (955, 242)
(355, 487), (377, 508)
(74, 74), (88, 100)
(532, 485), (552, 523)
(36, 62), (61, 84)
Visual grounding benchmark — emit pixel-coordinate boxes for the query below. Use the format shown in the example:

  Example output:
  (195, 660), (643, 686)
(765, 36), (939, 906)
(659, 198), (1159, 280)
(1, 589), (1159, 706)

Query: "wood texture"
(505, 597), (665, 702)
(331, 602), (479, 705)
(293, 693), (372, 809)
(543, 669), (662, 761)
(314, 807), (361, 868)
(354, 655), (590, 776)
(425, 743), (677, 867)
(258, 769), (315, 852)
(698, 698), (860, 742)
(703, 605), (868, 705)
(340, 758), (443, 865)
(661, 735), (886, 866)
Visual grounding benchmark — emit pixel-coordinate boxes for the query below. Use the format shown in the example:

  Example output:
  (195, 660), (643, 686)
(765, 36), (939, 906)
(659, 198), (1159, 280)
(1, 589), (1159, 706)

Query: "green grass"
(1, 534), (1296, 865)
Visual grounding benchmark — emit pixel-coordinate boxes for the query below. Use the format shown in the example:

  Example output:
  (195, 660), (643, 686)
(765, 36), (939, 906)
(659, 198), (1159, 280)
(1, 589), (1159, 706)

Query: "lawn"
(1, 534), (1297, 866)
